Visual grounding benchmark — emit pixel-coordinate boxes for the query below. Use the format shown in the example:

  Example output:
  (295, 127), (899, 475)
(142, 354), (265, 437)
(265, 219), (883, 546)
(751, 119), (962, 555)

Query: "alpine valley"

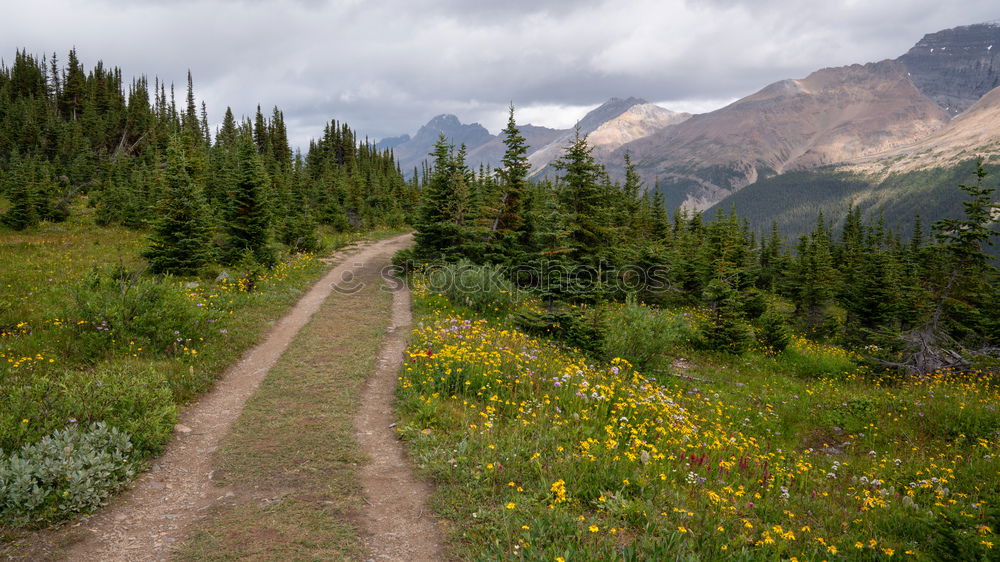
(379, 21), (1000, 239)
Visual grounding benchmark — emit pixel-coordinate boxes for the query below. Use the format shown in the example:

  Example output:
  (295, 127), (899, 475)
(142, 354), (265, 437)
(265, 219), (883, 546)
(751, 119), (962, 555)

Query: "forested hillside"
(0, 49), (416, 248)
(0, 48), (414, 527)
(707, 159), (1000, 252)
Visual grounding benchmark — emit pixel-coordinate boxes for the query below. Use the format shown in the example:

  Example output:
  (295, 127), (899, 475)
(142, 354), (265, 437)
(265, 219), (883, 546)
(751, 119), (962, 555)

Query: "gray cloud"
(2, 0), (998, 149)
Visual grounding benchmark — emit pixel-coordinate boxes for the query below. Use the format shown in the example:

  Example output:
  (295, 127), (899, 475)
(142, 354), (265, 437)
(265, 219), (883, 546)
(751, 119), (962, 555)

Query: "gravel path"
(354, 258), (444, 561)
(34, 234), (428, 561)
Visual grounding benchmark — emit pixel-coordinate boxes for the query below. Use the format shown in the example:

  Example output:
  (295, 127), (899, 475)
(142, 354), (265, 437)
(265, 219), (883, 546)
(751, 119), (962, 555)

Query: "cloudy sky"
(3, 0), (997, 149)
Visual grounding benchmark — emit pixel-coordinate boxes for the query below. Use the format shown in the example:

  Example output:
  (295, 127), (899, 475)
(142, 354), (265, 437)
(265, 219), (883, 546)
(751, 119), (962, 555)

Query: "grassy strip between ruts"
(174, 252), (394, 560)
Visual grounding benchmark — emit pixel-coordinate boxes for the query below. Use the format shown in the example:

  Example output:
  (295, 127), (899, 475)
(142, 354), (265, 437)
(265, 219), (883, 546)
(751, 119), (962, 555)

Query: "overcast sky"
(3, 0), (997, 149)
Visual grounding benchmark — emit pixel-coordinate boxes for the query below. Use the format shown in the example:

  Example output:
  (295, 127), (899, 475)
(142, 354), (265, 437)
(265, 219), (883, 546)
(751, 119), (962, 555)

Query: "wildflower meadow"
(396, 275), (999, 560)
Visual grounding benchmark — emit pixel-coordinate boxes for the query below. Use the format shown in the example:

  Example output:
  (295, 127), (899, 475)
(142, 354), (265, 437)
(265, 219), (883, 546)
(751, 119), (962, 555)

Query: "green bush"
(698, 315), (755, 354)
(391, 246), (418, 273)
(279, 212), (322, 253)
(602, 301), (692, 371)
(741, 288), (769, 320)
(777, 347), (857, 379)
(427, 261), (519, 315)
(757, 310), (791, 353)
(67, 266), (216, 361)
(512, 307), (607, 357)
(0, 361), (177, 457)
(0, 422), (137, 526)
(820, 396), (878, 433)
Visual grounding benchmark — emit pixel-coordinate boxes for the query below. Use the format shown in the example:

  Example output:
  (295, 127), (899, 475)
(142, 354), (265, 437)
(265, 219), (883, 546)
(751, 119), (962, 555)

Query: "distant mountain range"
(706, 22), (1000, 240)
(377, 96), (688, 176)
(379, 21), (1000, 238)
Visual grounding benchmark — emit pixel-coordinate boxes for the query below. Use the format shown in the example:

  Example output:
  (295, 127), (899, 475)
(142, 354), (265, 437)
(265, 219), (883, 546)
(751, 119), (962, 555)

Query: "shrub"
(741, 288), (769, 320)
(602, 301), (692, 371)
(820, 396), (878, 433)
(0, 360), (178, 458)
(777, 346), (857, 379)
(68, 266), (216, 361)
(0, 422), (137, 526)
(426, 261), (519, 315)
(698, 315), (755, 354)
(757, 310), (791, 353)
(512, 307), (606, 357)
(391, 246), (418, 273)
(279, 211), (322, 253)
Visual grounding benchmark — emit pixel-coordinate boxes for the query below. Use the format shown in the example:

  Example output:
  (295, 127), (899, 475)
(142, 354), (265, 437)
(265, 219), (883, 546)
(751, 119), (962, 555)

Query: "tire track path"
(354, 257), (443, 561)
(47, 234), (417, 561)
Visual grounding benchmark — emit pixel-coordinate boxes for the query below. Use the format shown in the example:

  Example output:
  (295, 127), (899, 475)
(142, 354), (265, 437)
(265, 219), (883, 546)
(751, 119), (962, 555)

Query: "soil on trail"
(7, 233), (441, 561)
(354, 265), (444, 561)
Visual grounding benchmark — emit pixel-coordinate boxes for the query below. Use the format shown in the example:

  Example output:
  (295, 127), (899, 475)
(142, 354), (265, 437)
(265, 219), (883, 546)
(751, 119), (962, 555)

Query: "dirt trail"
(28, 233), (425, 561)
(354, 263), (444, 561)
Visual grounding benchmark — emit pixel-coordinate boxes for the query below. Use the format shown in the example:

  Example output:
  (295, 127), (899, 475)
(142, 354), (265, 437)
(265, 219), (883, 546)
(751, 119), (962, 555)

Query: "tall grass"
(601, 300), (695, 372)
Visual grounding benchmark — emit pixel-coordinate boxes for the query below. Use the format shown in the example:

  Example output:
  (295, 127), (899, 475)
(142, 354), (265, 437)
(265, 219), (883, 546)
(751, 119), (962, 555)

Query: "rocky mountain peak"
(897, 22), (1000, 115)
(424, 113), (462, 130)
(576, 97), (647, 134)
(411, 114), (493, 148)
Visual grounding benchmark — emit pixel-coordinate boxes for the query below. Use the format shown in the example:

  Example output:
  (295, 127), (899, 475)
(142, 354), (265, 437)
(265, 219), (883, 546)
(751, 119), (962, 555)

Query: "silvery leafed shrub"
(0, 422), (137, 526)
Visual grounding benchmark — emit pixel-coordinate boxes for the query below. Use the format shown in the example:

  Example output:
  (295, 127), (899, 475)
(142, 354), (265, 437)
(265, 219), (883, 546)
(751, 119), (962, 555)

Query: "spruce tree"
(414, 135), (469, 260)
(493, 105), (530, 243)
(925, 161), (999, 342)
(647, 190), (670, 240)
(620, 151), (645, 237)
(142, 135), (214, 275)
(552, 127), (607, 263)
(223, 135), (274, 265)
(2, 154), (40, 231)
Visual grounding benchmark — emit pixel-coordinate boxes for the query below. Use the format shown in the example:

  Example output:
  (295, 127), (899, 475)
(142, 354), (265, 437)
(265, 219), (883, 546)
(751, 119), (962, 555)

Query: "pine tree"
(758, 221), (785, 291)
(647, 189), (670, 240)
(182, 70), (199, 141)
(2, 152), (40, 231)
(552, 127), (607, 263)
(620, 153), (644, 230)
(222, 135), (273, 265)
(58, 48), (85, 121)
(695, 209), (758, 353)
(866, 161), (1000, 373)
(414, 135), (469, 259)
(788, 216), (839, 334)
(142, 135), (214, 274)
(924, 161), (999, 342)
(489, 104), (531, 262)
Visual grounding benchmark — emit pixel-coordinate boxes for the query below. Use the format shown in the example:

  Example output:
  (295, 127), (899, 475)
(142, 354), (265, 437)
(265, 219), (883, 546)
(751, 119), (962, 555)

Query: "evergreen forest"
(406, 108), (1000, 375)
(0, 48), (416, 262)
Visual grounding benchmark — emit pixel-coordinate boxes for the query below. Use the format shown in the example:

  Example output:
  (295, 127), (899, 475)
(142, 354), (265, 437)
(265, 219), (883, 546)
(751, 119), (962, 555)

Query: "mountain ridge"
(380, 21), (1000, 222)
(383, 96), (686, 175)
(613, 59), (950, 210)
(898, 21), (1000, 115)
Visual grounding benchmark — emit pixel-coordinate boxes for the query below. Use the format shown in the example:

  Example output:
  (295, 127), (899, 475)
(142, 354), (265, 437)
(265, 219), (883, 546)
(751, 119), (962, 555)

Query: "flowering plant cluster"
(397, 287), (998, 560)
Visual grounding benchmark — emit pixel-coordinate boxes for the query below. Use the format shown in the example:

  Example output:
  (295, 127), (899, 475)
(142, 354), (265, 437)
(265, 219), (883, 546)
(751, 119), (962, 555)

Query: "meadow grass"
(396, 275), (999, 560)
